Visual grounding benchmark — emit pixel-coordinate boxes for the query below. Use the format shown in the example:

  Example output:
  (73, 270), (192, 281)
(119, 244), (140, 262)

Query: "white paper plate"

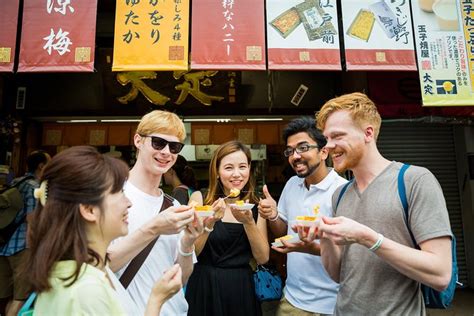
(229, 203), (255, 211)
(195, 211), (214, 217)
(271, 235), (300, 247)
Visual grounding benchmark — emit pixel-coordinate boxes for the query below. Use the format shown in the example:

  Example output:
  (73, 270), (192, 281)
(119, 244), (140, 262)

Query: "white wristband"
(268, 212), (279, 222)
(369, 233), (384, 252)
(204, 226), (214, 233)
(178, 242), (195, 257)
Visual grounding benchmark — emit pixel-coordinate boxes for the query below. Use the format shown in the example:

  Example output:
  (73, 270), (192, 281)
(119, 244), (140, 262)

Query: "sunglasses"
(140, 135), (184, 154)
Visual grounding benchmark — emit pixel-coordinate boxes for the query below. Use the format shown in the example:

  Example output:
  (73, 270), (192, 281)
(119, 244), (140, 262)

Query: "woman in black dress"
(186, 141), (269, 316)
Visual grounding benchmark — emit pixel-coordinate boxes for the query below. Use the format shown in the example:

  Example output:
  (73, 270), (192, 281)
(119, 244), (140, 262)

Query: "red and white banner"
(18, 0), (98, 72)
(191, 0), (266, 70)
(341, 0), (416, 70)
(267, 0), (341, 70)
(0, 0), (20, 72)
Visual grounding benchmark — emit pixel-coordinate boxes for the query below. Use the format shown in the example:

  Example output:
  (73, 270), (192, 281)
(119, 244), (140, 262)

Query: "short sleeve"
(73, 281), (126, 315)
(277, 182), (291, 223)
(172, 187), (189, 205)
(406, 168), (452, 244)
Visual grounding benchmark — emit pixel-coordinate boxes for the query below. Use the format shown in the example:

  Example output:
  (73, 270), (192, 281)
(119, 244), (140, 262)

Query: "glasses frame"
(283, 143), (319, 157)
(140, 135), (184, 154)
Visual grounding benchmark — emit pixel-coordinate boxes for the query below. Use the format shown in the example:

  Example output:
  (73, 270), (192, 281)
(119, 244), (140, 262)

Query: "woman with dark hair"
(185, 140), (269, 316)
(19, 146), (182, 315)
(163, 155), (202, 205)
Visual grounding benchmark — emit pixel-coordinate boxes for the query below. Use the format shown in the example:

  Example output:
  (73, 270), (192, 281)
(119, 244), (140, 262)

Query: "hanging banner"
(113, 0), (189, 71)
(412, 0), (474, 106)
(0, 0), (20, 72)
(191, 0), (266, 70)
(266, 0), (341, 70)
(341, 0), (416, 70)
(18, 0), (97, 72)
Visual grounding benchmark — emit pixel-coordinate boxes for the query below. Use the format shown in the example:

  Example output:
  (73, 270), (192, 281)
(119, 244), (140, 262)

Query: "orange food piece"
(229, 188), (240, 197)
(296, 216), (317, 221)
(194, 205), (213, 211)
(275, 235), (293, 242)
(235, 200), (245, 206)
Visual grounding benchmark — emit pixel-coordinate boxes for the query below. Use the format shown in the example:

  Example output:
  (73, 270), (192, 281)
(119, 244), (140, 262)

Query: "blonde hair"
(316, 92), (382, 139)
(136, 110), (186, 142)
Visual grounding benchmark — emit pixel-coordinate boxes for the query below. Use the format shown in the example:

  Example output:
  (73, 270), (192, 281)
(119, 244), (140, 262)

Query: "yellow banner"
(411, 0), (474, 106)
(113, 0), (189, 71)
(461, 1), (474, 93)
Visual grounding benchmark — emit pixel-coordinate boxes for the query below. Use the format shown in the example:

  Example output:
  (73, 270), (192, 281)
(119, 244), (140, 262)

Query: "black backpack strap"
(1, 175), (35, 194)
(119, 193), (174, 288)
(335, 179), (353, 211)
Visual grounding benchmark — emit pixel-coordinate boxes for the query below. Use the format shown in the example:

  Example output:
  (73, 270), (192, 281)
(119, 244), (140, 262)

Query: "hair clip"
(34, 180), (48, 206)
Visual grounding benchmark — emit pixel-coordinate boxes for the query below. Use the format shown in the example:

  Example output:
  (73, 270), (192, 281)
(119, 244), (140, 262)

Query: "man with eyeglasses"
(258, 116), (347, 316)
(108, 110), (203, 316)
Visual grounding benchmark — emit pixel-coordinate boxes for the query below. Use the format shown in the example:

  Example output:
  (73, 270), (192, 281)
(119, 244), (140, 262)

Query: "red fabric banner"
(191, 0), (266, 70)
(18, 0), (98, 72)
(0, 0), (20, 72)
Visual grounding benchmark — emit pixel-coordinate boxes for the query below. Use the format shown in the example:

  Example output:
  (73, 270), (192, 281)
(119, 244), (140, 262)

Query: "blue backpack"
(18, 292), (36, 316)
(336, 164), (459, 309)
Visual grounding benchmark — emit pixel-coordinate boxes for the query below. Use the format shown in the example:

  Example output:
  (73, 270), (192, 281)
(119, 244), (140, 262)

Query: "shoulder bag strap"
(119, 193), (174, 288)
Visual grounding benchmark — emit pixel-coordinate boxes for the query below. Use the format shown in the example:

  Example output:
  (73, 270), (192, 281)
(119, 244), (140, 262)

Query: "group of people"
(0, 92), (453, 316)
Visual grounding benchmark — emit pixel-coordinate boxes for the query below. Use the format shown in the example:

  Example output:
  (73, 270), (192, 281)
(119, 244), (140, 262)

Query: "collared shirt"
(0, 173), (38, 256)
(278, 169), (347, 314)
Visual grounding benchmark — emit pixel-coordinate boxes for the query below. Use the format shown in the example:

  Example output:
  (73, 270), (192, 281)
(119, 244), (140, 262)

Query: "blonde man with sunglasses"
(108, 110), (203, 316)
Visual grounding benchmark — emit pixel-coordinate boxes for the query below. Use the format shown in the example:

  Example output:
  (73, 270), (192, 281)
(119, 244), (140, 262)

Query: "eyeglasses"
(140, 135), (184, 154)
(283, 144), (319, 157)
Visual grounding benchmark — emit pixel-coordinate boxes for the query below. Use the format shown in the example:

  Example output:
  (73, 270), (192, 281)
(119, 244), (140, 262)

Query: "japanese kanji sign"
(341, 0), (416, 70)
(411, 0), (474, 106)
(0, 0), (20, 72)
(191, 0), (266, 70)
(113, 0), (189, 71)
(18, 0), (97, 72)
(266, 0), (341, 70)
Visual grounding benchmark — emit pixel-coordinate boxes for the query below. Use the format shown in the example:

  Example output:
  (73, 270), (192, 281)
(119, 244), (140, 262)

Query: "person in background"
(258, 117), (347, 316)
(0, 150), (50, 316)
(314, 92), (452, 314)
(163, 155), (202, 205)
(19, 146), (182, 315)
(108, 110), (204, 316)
(186, 140), (269, 316)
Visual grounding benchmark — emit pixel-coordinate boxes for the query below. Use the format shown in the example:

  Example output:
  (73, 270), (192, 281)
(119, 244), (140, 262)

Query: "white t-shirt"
(114, 181), (196, 316)
(106, 266), (138, 316)
(278, 169), (347, 314)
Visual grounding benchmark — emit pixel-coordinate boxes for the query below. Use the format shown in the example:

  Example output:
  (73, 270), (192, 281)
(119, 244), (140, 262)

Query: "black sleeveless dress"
(185, 208), (261, 316)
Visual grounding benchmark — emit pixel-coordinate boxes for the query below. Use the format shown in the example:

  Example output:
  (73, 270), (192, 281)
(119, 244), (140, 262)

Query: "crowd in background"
(0, 92), (453, 316)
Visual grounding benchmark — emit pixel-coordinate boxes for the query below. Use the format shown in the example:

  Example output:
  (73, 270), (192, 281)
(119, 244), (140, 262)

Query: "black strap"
(1, 175), (35, 194)
(119, 193), (174, 288)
